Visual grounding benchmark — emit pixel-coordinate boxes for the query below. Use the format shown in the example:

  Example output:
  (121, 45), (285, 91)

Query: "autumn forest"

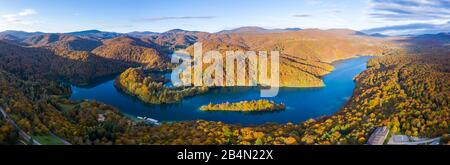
(0, 27), (449, 145)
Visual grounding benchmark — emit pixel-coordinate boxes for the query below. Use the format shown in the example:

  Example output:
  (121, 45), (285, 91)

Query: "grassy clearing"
(56, 103), (77, 112)
(33, 135), (65, 145)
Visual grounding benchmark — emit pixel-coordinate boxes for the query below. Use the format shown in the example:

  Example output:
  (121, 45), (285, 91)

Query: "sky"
(0, 0), (449, 35)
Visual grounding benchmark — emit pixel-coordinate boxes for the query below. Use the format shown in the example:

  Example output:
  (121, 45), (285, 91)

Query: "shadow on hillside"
(0, 40), (140, 86)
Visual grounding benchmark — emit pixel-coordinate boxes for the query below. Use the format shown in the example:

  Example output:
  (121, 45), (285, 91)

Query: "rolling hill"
(183, 28), (392, 87)
(23, 33), (102, 51)
(66, 30), (123, 40)
(92, 37), (170, 69)
(0, 40), (131, 85)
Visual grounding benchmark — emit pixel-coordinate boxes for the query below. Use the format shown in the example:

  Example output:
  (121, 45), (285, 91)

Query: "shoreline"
(69, 55), (374, 125)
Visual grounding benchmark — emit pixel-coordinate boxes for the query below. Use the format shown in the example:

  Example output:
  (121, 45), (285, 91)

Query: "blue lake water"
(70, 56), (373, 125)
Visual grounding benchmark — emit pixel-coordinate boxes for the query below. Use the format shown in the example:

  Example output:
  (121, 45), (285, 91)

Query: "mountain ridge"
(217, 26), (302, 34)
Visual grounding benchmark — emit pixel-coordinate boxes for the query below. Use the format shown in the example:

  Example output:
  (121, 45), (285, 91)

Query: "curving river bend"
(70, 56), (373, 125)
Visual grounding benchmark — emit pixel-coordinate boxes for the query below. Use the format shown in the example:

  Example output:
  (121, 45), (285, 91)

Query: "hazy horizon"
(0, 26), (391, 34)
(1, 0), (449, 35)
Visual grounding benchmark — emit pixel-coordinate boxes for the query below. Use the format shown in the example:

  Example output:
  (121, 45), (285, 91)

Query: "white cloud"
(19, 9), (37, 16)
(364, 0), (450, 35)
(292, 14), (312, 18)
(2, 14), (18, 22)
(304, 0), (322, 5)
(140, 16), (215, 22)
(362, 21), (450, 35)
(1, 9), (38, 25)
(369, 0), (450, 23)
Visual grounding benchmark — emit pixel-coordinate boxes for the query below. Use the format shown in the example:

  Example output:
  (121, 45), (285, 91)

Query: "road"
(388, 134), (448, 145)
(1, 107), (41, 145)
(0, 106), (7, 119)
(402, 136), (443, 145)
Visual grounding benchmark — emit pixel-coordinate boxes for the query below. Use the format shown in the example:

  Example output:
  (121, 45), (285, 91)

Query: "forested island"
(200, 100), (285, 112)
(115, 68), (209, 104)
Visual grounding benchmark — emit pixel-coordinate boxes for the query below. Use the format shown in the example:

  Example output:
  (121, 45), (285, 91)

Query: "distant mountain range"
(3, 25), (447, 43)
(0, 26), (303, 40)
(217, 26), (302, 34)
(23, 33), (102, 51)
(66, 30), (123, 39)
(1, 26), (448, 55)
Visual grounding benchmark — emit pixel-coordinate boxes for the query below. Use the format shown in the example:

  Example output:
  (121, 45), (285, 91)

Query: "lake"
(70, 56), (373, 125)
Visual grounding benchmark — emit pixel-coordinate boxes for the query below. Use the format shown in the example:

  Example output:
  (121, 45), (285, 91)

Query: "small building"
(367, 126), (389, 145)
(97, 114), (106, 122)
